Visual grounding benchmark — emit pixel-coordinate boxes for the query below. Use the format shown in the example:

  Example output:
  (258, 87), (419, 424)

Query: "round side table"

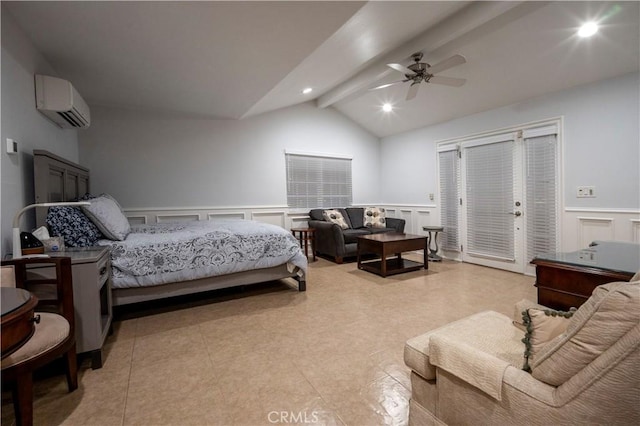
(1, 288), (38, 359)
(422, 226), (444, 262)
(291, 228), (316, 261)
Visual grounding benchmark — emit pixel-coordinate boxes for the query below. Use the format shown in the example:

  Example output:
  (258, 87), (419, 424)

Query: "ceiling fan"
(371, 52), (467, 101)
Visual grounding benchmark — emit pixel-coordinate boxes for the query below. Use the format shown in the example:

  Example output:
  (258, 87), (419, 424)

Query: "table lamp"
(12, 202), (90, 259)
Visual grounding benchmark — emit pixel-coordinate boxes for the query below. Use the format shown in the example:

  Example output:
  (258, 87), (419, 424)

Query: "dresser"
(27, 248), (112, 369)
(531, 241), (639, 311)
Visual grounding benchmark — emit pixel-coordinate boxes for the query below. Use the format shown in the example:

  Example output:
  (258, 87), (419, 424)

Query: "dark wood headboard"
(33, 149), (90, 227)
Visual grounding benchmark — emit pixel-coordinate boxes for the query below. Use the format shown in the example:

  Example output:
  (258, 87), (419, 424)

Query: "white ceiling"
(4, 1), (639, 138)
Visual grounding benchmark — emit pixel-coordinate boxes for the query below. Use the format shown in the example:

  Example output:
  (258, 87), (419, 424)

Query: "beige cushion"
(522, 308), (574, 371)
(631, 270), (640, 282)
(364, 207), (386, 228)
(405, 311), (522, 382)
(1, 312), (70, 368)
(405, 330), (438, 381)
(322, 209), (349, 229)
(532, 281), (640, 386)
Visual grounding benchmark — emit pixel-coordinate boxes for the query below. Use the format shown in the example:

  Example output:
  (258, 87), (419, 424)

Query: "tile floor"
(1, 256), (537, 426)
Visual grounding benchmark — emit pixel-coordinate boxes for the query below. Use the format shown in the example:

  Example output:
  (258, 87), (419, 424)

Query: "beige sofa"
(404, 280), (640, 425)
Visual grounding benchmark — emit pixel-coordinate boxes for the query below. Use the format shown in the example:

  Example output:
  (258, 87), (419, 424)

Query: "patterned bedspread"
(98, 220), (307, 289)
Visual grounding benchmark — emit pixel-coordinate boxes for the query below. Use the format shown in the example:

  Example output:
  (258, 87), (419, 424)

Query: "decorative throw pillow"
(521, 307), (575, 372)
(47, 206), (104, 247)
(512, 299), (546, 331)
(532, 281), (639, 386)
(82, 195), (131, 241)
(322, 209), (349, 229)
(364, 207), (386, 228)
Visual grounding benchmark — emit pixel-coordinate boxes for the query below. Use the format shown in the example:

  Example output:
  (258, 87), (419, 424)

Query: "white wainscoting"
(250, 211), (286, 228)
(631, 219), (640, 243)
(380, 205), (640, 259)
(381, 204), (437, 236)
(563, 208), (640, 251)
(124, 206), (310, 230)
(122, 205), (639, 254)
(157, 213), (200, 223)
(123, 204), (438, 232)
(207, 212), (246, 221)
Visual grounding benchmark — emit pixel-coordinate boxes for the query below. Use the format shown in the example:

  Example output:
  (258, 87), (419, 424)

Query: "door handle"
(508, 211), (522, 217)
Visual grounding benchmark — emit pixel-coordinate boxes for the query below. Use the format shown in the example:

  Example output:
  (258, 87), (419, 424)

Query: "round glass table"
(1, 287), (38, 358)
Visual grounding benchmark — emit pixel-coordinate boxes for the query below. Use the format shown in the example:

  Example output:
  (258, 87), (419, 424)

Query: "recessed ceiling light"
(382, 103), (393, 112)
(302, 87), (313, 94)
(578, 22), (598, 38)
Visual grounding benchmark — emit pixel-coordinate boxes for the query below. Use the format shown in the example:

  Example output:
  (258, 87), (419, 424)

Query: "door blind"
(465, 140), (515, 260)
(525, 134), (557, 261)
(286, 153), (352, 209)
(438, 150), (460, 251)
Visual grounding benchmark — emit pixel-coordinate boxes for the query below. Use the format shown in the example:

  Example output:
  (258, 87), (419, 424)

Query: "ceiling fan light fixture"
(578, 22), (598, 37)
(302, 87), (313, 94)
(382, 103), (393, 112)
(378, 53), (467, 101)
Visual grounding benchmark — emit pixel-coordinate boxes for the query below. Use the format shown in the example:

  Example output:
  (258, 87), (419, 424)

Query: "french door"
(461, 134), (524, 272)
(439, 122), (560, 275)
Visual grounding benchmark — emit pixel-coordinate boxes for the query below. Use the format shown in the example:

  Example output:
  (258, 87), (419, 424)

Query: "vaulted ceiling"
(4, 1), (639, 137)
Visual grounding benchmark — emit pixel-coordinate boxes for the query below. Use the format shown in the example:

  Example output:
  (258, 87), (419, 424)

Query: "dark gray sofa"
(308, 207), (405, 263)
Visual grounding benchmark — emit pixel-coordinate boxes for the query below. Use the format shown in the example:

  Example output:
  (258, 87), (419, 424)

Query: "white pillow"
(82, 195), (130, 241)
(322, 209), (349, 229)
(364, 207), (386, 228)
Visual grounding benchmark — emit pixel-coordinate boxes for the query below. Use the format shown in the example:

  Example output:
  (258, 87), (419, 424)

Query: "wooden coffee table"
(357, 233), (428, 277)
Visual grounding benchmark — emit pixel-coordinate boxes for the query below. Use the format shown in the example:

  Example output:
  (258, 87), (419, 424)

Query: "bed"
(33, 150), (307, 306)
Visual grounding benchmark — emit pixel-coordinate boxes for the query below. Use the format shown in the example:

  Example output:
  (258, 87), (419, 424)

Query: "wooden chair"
(1, 257), (78, 426)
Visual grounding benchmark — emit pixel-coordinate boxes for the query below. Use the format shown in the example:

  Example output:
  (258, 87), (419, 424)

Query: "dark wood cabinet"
(531, 241), (639, 311)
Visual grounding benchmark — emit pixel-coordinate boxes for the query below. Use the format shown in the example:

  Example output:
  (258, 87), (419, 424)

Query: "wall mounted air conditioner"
(35, 75), (90, 129)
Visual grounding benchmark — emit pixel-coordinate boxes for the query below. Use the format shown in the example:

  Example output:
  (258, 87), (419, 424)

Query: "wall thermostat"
(6, 138), (18, 155)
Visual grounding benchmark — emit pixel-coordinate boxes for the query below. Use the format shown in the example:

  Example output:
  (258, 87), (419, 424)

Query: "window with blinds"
(285, 153), (352, 209)
(438, 149), (460, 251)
(525, 134), (557, 261)
(465, 140), (515, 260)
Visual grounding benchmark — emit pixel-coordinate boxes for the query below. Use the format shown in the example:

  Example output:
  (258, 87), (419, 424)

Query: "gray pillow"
(82, 195), (130, 241)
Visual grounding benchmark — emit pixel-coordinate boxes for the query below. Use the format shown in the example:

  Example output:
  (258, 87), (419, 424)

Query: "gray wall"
(379, 72), (640, 210)
(79, 102), (380, 209)
(1, 7), (79, 256)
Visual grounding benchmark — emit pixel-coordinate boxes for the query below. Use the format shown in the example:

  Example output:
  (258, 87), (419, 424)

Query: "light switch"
(6, 138), (18, 155)
(577, 186), (595, 198)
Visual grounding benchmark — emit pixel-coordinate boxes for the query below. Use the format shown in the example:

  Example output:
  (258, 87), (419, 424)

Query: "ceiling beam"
(316, 1), (526, 109)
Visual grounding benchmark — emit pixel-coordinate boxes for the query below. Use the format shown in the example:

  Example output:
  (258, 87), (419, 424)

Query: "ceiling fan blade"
(427, 54), (466, 75)
(429, 75), (467, 87)
(387, 63), (414, 75)
(369, 80), (406, 91)
(406, 82), (420, 101)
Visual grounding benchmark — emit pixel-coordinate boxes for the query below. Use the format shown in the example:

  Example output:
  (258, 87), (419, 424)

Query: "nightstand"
(26, 247), (112, 369)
